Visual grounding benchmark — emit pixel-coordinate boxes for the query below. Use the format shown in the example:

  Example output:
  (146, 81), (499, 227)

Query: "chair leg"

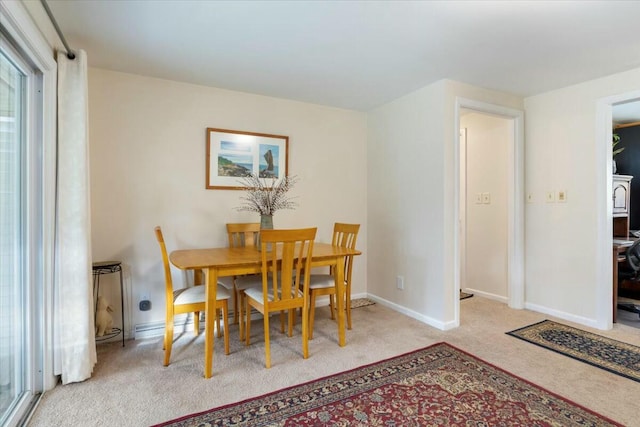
(194, 311), (200, 335)
(328, 294), (335, 320)
(222, 301), (230, 355)
(232, 283), (239, 325)
(301, 306), (309, 360)
(346, 286), (352, 330)
(309, 292), (317, 340)
(215, 308), (222, 338)
(287, 309), (294, 337)
(238, 290), (245, 340)
(163, 315), (174, 367)
(264, 311), (271, 368)
(279, 311), (285, 334)
(245, 298), (252, 346)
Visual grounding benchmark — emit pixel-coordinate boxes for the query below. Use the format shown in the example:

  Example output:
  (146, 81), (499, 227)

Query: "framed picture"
(206, 128), (289, 190)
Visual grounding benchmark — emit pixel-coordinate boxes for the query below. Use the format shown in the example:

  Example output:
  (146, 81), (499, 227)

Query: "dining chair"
(241, 227), (317, 368)
(154, 226), (231, 366)
(306, 223), (360, 339)
(217, 222), (262, 339)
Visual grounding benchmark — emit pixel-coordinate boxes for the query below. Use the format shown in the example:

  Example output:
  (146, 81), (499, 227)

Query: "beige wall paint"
(461, 113), (510, 301)
(524, 67), (640, 326)
(88, 68), (368, 333)
(367, 80), (522, 329)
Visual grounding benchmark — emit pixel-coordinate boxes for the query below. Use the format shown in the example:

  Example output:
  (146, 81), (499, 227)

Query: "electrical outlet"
(139, 293), (151, 311)
(396, 276), (404, 290)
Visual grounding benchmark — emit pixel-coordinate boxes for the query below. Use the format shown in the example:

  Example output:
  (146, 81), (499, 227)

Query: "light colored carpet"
(28, 297), (640, 427)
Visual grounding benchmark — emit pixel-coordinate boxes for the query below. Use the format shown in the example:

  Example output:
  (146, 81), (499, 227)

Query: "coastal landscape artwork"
(206, 128), (288, 189)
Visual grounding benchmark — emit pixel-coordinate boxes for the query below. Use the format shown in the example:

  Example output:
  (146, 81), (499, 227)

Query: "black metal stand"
(92, 261), (125, 347)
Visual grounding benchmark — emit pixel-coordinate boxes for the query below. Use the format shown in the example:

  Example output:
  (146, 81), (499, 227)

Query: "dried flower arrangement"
(235, 173), (299, 216)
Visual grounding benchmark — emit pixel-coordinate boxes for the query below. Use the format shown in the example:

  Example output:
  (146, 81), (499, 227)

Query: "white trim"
(367, 294), (457, 331)
(463, 288), (508, 304)
(133, 293), (373, 339)
(524, 302), (600, 329)
(459, 128), (467, 292)
(595, 90), (640, 330)
(454, 98), (525, 327)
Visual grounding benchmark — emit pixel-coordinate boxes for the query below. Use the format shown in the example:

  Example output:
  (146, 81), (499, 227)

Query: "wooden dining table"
(170, 242), (362, 378)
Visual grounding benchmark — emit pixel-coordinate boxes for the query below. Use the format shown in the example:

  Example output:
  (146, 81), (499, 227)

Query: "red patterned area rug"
(154, 342), (622, 427)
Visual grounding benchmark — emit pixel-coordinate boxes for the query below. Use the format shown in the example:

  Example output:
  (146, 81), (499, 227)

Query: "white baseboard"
(366, 293), (457, 331)
(133, 294), (368, 340)
(463, 288), (508, 304)
(524, 302), (601, 329)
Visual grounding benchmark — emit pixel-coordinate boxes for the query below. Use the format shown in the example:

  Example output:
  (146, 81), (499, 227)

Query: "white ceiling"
(45, 0), (640, 114)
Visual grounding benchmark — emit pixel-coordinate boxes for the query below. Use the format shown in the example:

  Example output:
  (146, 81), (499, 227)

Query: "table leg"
(334, 257), (346, 347)
(204, 267), (218, 378)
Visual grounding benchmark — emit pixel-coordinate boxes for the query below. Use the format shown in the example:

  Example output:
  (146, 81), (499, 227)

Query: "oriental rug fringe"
(349, 298), (375, 309)
(153, 342), (621, 427)
(507, 319), (640, 383)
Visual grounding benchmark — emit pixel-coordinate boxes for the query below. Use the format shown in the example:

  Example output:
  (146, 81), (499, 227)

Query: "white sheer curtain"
(54, 49), (96, 384)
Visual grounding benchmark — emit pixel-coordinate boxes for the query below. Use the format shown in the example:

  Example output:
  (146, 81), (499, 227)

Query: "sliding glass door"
(0, 38), (43, 427)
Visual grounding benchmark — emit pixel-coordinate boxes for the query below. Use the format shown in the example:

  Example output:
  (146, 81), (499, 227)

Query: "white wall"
(461, 113), (510, 301)
(524, 67), (640, 327)
(367, 79), (522, 329)
(87, 69), (368, 334)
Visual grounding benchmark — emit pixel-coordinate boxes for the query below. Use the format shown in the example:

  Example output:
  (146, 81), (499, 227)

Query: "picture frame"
(206, 128), (289, 190)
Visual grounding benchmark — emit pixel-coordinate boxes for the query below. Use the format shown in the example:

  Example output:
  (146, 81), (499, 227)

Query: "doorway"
(460, 111), (512, 303)
(595, 91), (640, 329)
(454, 98), (525, 326)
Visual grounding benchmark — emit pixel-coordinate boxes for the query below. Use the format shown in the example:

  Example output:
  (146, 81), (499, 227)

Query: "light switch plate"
(546, 191), (555, 203)
(482, 192), (491, 204)
(557, 190), (567, 202)
(475, 193), (482, 204)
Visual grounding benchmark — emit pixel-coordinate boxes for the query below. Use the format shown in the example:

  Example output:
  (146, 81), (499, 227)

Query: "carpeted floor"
(507, 319), (640, 382)
(154, 342), (622, 427)
(26, 297), (640, 427)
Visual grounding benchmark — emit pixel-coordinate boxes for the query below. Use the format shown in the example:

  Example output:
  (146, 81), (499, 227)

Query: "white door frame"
(595, 90), (640, 329)
(454, 98), (525, 325)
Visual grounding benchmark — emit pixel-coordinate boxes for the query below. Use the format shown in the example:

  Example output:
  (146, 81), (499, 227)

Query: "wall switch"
(557, 190), (567, 202)
(396, 276), (404, 290)
(482, 192), (491, 204)
(527, 193), (533, 203)
(475, 193), (482, 204)
(546, 191), (555, 203)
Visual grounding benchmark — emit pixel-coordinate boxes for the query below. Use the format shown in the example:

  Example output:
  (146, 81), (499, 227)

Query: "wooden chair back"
(332, 223), (360, 284)
(226, 222), (261, 248)
(260, 228), (317, 311)
(154, 226), (174, 303)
